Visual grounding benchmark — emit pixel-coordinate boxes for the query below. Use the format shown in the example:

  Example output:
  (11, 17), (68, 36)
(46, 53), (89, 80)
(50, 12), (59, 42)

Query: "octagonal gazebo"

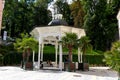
(31, 25), (85, 71)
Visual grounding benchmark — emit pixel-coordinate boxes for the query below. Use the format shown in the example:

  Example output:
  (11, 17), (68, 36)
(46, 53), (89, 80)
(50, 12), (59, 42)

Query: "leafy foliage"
(61, 32), (78, 62)
(2, 0), (52, 37)
(70, 0), (85, 28)
(82, 0), (118, 51)
(0, 44), (15, 56)
(104, 41), (120, 72)
(62, 32), (78, 47)
(55, 1), (73, 25)
(78, 36), (92, 62)
(14, 33), (38, 52)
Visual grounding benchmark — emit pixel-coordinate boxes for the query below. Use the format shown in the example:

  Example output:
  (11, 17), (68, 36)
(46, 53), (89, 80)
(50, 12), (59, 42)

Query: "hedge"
(3, 52), (22, 65)
(42, 53), (105, 66)
(73, 54), (105, 65)
(2, 52), (105, 66)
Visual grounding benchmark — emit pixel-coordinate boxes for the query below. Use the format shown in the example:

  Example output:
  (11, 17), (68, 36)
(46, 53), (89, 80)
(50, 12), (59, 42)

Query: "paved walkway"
(0, 66), (118, 80)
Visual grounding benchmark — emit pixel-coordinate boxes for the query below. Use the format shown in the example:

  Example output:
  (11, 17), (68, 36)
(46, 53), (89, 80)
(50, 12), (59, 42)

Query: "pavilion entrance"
(37, 36), (61, 70)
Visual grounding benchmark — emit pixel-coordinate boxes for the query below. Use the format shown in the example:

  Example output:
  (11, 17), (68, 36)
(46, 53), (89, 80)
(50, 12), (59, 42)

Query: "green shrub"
(72, 54), (105, 65)
(0, 44), (17, 65)
(3, 52), (22, 65)
(0, 44), (15, 56)
(33, 53), (105, 66)
(2, 51), (105, 66)
(86, 49), (104, 55)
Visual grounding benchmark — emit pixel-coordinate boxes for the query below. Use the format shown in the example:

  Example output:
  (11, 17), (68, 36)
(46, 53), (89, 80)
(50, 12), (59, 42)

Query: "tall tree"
(2, 0), (19, 37)
(14, 33), (38, 68)
(82, 0), (118, 51)
(70, 0), (85, 28)
(55, 0), (73, 25)
(2, 0), (52, 37)
(17, 0), (34, 34)
(2, 0), (35, 37)
(32, 0), (52, 26)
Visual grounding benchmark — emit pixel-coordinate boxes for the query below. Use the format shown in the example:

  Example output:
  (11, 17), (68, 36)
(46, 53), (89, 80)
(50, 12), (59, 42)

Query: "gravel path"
(0, 66), (118, 80)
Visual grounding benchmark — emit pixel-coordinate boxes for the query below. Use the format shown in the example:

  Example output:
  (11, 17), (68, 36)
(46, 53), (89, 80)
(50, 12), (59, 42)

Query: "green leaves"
(55, 1), (72, 25)
(104, 41), (120, 72)
(61, 32), (92, 62)
(82, 0), (118, 51)
(78, 36), (92, 62)
(61, 32), (78, 48)
(61, 32), (78, 62)
(2, 0), (51, 37)
(78, 36), (92, 51)
(70, 0), (84, 27)
(14, 33), (38, 52)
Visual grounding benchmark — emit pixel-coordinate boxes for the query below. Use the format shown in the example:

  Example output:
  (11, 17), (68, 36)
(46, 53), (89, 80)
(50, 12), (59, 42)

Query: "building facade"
(0, 0), (5, 35)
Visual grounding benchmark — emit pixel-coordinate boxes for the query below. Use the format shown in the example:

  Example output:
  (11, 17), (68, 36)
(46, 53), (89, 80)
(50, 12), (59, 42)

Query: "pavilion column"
(59, 36), (62, 71)
(78, 47), (80, 63)
(41, 43), (44, 62)
(118, 20), (120, 40)
(55, 43), (58, 67)
(117, 10), (120, 40)
(80, 51), (83, 63)
(78, 47), (83, 63)
(33, 50), (35, 63)
(38, 37), (41, 69)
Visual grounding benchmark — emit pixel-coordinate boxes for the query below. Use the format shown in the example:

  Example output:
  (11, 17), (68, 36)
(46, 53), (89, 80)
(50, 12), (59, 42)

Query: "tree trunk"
(83, 49), (86, 63)
(22, 50), (27, 62)
(68, 45), (72, 62)
(27, 48), (31, 62)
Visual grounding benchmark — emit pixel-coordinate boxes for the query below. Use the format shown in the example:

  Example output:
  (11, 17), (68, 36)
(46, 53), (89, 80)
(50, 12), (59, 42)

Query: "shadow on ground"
(75, 68), (118, 78)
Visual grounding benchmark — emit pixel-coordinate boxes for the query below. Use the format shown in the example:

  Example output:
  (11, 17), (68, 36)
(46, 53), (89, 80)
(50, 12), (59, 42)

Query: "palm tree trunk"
(68, 45), (73, 72)
(27, 48), (30, 62)
(68, 45), (72, 62)
(83, 49), (86, 63)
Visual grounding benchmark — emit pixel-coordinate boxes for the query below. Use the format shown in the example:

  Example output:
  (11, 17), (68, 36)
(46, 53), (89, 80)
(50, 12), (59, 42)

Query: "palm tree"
(104, 41), (120, 80)
(70, 0), (85, 28)
(14, 33), (38, 55)
(78, 36), (92, 63)
(14, 33), (38, 69)
(61, 32), (78, 62)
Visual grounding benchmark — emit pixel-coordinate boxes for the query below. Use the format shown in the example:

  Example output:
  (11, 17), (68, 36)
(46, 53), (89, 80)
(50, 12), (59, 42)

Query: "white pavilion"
(30, 15), (86, 71)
